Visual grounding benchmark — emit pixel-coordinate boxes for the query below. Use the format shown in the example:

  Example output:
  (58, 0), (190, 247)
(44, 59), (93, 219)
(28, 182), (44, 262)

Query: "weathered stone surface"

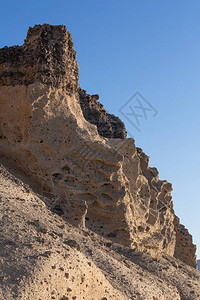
(0, 24), (79, 93)
(0, 24), (198, 299)
(0, 164), (200, 300)
(174, 216), (197, 268)
(79, 88), (127, 138)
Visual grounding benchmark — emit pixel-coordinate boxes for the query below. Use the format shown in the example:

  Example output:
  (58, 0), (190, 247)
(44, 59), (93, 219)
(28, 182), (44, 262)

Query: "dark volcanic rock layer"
(79, 88), (127, 138)
(0, 24), (79, 92)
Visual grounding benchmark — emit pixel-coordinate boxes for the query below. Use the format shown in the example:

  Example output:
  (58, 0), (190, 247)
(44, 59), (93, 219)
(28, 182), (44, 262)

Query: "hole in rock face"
(51, 205), (64, 215)
(107, 231), (117, 238)
(146, 226), (150, 232)
(138, 226), (145, 232)
(150, 199), (157, 209)
(52, 173), (62, 179)
(163, 238), (167, 248)
(61, 165), (71, 172)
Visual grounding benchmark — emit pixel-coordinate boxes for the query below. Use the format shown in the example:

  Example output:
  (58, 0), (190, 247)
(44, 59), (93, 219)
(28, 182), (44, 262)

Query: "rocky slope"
(0, 164), (200, 300)
(0, 24), (199, 299)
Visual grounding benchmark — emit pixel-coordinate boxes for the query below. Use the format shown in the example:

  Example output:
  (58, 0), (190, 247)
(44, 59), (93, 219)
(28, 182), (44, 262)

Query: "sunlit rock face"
(0, 24), (197, 267)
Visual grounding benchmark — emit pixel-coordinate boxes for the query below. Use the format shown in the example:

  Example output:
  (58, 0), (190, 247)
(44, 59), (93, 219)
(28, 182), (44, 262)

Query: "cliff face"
(0, 23), (197, 274)
(1, 164), (200, 300)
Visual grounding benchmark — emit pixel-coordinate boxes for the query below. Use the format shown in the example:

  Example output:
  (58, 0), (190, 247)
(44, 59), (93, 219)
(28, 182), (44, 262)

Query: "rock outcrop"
(0, 24), (199, 299)
(0, 164), (200, 300)
(0, 24), (79, 92)
(174, 216), (197, 268)
(79, 89), (127, 138)
(0, 164), (127, 300)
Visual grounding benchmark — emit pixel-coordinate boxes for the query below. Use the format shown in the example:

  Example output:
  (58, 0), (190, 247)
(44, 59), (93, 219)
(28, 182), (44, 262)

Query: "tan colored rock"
(174, 216), (197, 268)
(0, 24), (199, 299)
(0, 164), (200, 300)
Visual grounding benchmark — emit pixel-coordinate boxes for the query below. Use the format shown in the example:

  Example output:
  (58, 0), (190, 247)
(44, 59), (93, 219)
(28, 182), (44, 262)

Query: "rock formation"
(79, 89), (126, 138)
(0, 24), (199, 299)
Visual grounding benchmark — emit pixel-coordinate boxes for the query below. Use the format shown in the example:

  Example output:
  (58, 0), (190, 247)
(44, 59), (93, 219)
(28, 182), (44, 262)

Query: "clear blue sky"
(1, 1), (200, 258)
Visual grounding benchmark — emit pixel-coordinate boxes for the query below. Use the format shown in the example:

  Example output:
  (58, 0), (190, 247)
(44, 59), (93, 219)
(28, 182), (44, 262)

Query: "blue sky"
(1, 1), (200, 258)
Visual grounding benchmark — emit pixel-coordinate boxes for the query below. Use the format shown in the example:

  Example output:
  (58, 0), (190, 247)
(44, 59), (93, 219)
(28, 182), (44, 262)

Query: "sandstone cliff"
(0, 164), (200, 300)
(0, 24), (199, 299)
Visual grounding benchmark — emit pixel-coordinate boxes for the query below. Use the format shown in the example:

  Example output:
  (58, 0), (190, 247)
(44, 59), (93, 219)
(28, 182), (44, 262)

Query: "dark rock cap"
(0, 24), (79, 91)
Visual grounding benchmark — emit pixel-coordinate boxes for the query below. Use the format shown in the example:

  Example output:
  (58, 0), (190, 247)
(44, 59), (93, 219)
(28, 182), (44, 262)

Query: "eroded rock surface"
(0, 164), (200, 300)
(0, 24), (199, 299)
(0, 24), (79, 92)
(79, 89), (127, 138)
(174, 216), (197, 268)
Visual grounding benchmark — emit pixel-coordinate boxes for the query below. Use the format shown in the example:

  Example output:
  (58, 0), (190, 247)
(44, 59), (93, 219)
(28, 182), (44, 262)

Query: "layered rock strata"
(0, 24), (197, 270)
